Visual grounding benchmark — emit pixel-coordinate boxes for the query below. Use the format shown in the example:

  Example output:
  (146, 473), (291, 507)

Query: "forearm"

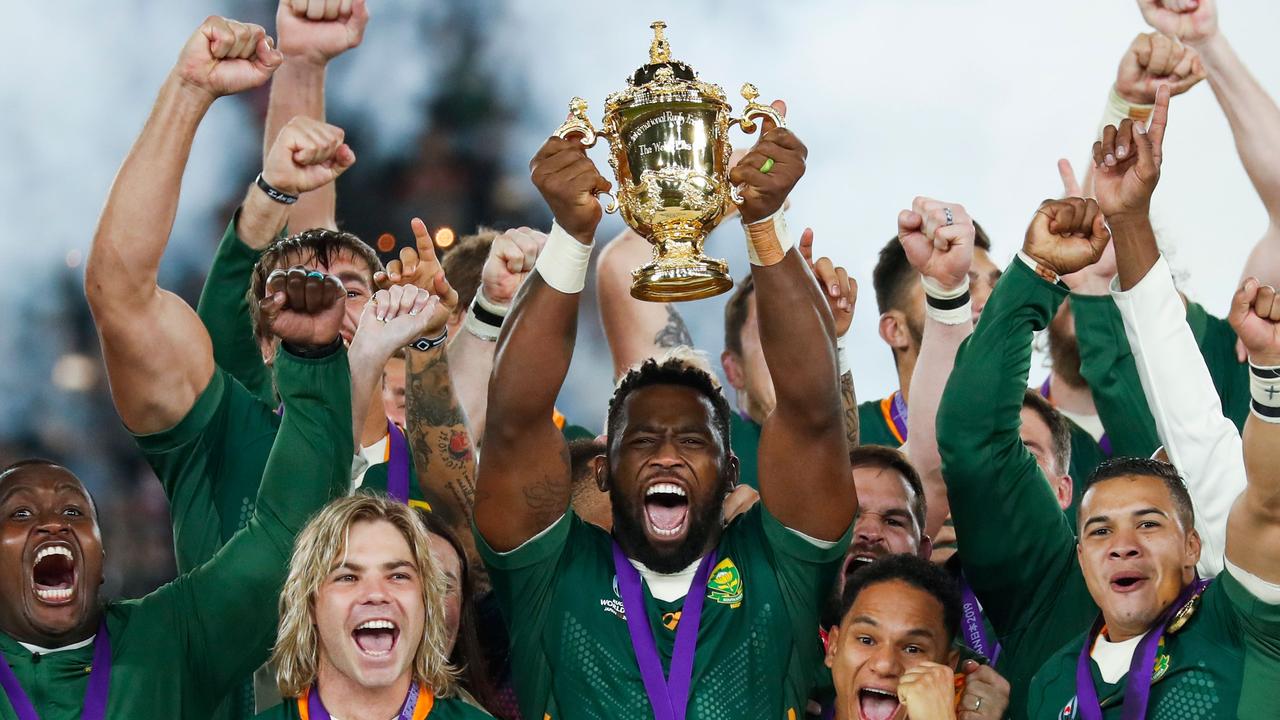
(86, 74), (212, 306)
(446, 330), (496, 444)
(263, 59), (335, 233)
(906, 316), (972, 539)
(596, 228), (686, 378)
(348, 341), (387, 447)
(1196, 32), (1280, 223)
(839, 368), (859, 450)
(405, 345), (476, 529)
(1110, 214), (1161, 291)
(486, 274), (579, 433)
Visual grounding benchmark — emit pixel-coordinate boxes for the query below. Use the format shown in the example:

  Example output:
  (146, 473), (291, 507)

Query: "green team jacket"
(729, 412), (761, 490)
(937, 259), (1103, 720)
(477, 506), (850, 720)
(0, 347), (352, 719)
(1027, 566), (1280, 719)
(254, 691), (493, 719)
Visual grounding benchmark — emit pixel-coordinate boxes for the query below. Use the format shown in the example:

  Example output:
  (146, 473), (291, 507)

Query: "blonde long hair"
(272, 493), (457, 698)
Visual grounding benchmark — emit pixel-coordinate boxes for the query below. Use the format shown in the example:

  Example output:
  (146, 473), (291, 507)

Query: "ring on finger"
(760, 157), (775, 174)
(972, 696), (982, 711)
(944, 208), (954, 227)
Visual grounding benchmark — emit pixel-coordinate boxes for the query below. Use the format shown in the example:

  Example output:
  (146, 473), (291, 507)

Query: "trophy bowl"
(555, 21), (784, 302)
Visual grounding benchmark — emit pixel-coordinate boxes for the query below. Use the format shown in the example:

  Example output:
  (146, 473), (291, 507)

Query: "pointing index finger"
(410, 217), (442, 271)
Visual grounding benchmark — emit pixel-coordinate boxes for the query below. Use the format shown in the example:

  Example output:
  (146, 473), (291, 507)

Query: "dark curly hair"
(606, 357), (732, 456)
(839, 554), (962, 645)
(1081, 457), (1195, 533)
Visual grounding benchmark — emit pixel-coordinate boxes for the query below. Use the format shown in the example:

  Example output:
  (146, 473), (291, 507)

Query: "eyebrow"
(335, 559), (415, 573)
(628, 424), (712, 436)
(337, 271), (370, 286)
(847, 616), (937, 639)
(1083, 507), (1168, 530)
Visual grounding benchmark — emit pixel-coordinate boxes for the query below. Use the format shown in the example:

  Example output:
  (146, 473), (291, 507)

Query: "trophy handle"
(555, 97), (600, 147)
(596, 190), (619, 214)
(728, 83), (786, 205)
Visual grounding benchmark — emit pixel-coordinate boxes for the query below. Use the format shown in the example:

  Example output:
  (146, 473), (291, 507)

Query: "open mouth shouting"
(30, 542), (78, 606)
(857, 686), (900, 720)
(351, 618), (400, 658)
(643, 481), (689, 542)
(1109, 570), (1149, 594)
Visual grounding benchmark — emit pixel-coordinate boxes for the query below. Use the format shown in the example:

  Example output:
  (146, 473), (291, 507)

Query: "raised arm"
(596, 228), (695, 378)
(797, 230), (859, 450)
(727, 105), (852, 541)
(474, 134), (611, 550)
(898, 196), (977, 541)
(85, 17), (281, 434)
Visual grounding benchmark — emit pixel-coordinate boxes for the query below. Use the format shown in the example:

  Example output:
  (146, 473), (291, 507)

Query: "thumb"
(799, 227), (815, 263)
(760, 99), (787, 135)
(898, 209), (923, 236)
(1230, 277), (1261, 330)
(254, 35), (284, 72)
(960, 659), (982, 676)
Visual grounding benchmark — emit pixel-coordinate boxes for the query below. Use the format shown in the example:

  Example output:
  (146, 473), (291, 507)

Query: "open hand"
(727, 101), (807, 224)
(262, 116), (355, 195)
(174, 16), (283, 98)
(277, 0), (369, 66)
(261, 266), (347, 348)
(898, 197), (975, 293)
(1023, 198), (1112, 277)
(1093, 86), (1170, 221)
(798, 228), (855, 338)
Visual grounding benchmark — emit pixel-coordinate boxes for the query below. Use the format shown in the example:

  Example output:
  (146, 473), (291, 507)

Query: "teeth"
(35, 546), (71, 563)
(652, 526), (682, 537)
(646, 483), (685, 498)
(355, 619), (396, 631)
(35, 588), (73, 602)
(862, 688), (896, 698)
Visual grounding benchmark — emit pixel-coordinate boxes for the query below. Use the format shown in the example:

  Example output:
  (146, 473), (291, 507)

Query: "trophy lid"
(627, 21), (698, 86)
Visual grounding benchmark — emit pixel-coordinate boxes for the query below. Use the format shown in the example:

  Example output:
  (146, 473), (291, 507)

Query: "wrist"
(1249, 362), (1280, 423)
(921, 274), (972, 325)
(534, 222), (593, 294)
(237, 185), (289, 250)
(1185, 28), (1224, 53)
(260, 167), (300, 197)
(742, 209), (793, 266)
(1105, 210), (1153, 235)
(163, 72), (219, 113)
(407, 328), (449, 353)
(282, 335), (342, 358)
(464, 289), (508, 341)
(1017, 249), (1061, 284)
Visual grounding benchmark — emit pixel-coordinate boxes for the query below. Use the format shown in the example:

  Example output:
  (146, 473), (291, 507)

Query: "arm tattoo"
(840, 369), (859, 448)
(653, 304), (694, 348)
(406, 348), (477, 527)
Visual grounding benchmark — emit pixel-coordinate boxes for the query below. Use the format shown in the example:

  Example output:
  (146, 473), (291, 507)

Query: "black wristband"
(282, 336), (342, 359)
(470, 299), (506, 329)
(256, 173), (299, 205)
(926, 290), (971, 311)
(408, 331), (449, 353)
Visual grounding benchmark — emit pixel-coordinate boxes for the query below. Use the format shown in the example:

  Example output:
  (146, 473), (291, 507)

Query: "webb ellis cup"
(555, 21), (784, 301)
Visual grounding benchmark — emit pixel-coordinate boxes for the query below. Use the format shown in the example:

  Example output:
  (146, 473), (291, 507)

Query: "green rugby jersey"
(1028, 566), (1280, 719)
(855, 396), (903, 448)
(0, 347), (351, 720)
(254, 692), (494, 719)
(477, 505), (850, 720)
(728, 412), (762, 490)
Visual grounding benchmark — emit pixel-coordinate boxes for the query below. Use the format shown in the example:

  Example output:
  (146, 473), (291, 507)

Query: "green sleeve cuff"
(761, 506), (852, 564)
(474, 512), (573, 571)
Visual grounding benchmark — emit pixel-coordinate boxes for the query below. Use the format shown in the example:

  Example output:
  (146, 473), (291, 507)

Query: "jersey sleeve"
(474, 511), (575, 720)
(1217, 560), (1280, 719)
(196, 212), (276, 406)
(1185, 301), (1252, 431)
(936, 258), (1081, 633)
(1070, 292), (1161, 458)
(140, 344), (353, 700)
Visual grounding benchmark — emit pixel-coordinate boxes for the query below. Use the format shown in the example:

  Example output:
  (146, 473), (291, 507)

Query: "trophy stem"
(630, 224), (734, 302)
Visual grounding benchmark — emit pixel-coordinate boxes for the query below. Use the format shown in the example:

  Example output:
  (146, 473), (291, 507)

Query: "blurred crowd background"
(3, 0), (1279, 596)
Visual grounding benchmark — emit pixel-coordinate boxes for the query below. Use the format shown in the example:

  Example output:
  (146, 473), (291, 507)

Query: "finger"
(397, 282), (419, 316)
(1081, 197), (1101, 236)
(835, 267), (851, 310)
(898, 209), (924, 235)
(1258, 285), (1279, 321)
(1170, 44), (1197, 80)
(385, 259), (403, 283)
(1051, 200), (1076, 236)
(799, 227), (815, 264)
(1058, 158), (1082, 197)
(1092, 139), (1105, 169)
(253, 35), (284, 72)
(306, 0), (325, 19)
(961, 659), (982, 675)
(1102, 124), (1118, 166)
(813, 256), (837, 293)
(1149, 85), (1171, 165)
(1091, 210), (1112, 248)
(410, 217), (441, 269)
(304, 271), (325, 312)
(387, 284), (406, 320)
(408, 287), (433, 316)
(759, 99), (787, 135)
(1115, 119), (1133, 162)
(372, 289), (390, 321)
(433, 272), (459, 310)
(398, 245), (420, 279)
(1228, 277), (1261, 331)
(324, 0), (341, 20)
(265, 268), (289, 297)
(285, 267), (309, 309)
(1147, 33), (1175, 76)
(373, 270), (393, 292)
(1133, 33), (1154, 70)
(1132, 109), (1157, 175)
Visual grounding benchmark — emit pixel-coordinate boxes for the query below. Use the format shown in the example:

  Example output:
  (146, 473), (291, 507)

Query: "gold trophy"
(555, 20), (784, 301)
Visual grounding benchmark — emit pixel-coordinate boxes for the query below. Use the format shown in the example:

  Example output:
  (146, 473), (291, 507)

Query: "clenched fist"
(261, 266), (347, 348)
(277, 0), (369, 66)
(262, 117), (355, 195)
(1229, 278), (1280, 366)
(896, 662), (959, 720)
(1137, 0), (1218, 46)
(1094, 86), (1171, 220)
(1023, 198), (1112, 277)
(530, 135), (611, 244)
(483, 227), (548, 306)
(728, 101), (807, 224)
(1115, 32), (1205, 105)
(174, 16), (283, 99)
(898, 197), (975, 293)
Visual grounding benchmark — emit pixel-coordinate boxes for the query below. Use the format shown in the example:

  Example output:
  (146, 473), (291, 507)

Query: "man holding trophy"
(472, 22), (855, 720)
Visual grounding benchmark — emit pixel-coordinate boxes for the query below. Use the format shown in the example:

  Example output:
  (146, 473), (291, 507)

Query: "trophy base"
(630, 256), (733, 302)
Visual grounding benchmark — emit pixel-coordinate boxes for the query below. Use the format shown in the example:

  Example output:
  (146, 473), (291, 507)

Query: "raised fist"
(897, 197), (975, 292)
(529, 136), (612, 243)
(373, 218), (460, 315)
(174, 16), (283, 98)
(1094, 86), (1170, 220)
(261, 266), (346, 347)
(896, 662), (958, 720)
(1137, 0), (1218, 46)
(262, 117), (355, 195)
(1115, 32), (1205, 105)
(277, 0), (369, 66)
(958, 660), (1011, 720)
(728, 101), (807, 224)
(1228, 278), (1280, 366)
(482, 227), (547, 306)
(352, 284), (445, 363)
(798, 228), (856, 338)
(1023, 198), (1112, 277)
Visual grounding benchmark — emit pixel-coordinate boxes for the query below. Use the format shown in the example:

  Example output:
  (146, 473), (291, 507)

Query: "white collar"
(1090, 629), (1149, 684)
(18, 633), (96, 655)
(630, 556), (705, 603)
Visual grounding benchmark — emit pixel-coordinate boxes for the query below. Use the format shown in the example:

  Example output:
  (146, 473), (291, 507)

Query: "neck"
(1, 612), (99, 649)
(895, 349), (918, 405)
(1102, 622), (1150, 644)
(1048, 370), (1095, 415)
(315, 656), (412, 720)
(360, 397), (390, 447)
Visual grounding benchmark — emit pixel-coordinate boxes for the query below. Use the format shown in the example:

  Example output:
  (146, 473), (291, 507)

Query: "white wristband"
(1099, 85), (1154, 136)
(1249, 363), (1280, 423)
(534, 222), (592, 294)
(1017, 251), (1060, 284)
(836, 334), (851, 376)
(922, 275), (972, 325)
(743, 209), (794, 266)
(463, 289), (508, 342)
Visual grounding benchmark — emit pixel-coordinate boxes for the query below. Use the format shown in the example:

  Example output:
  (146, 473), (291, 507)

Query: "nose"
(854, 515), (885, 546)
(1107, 530), (1141, 559)
(647, 435), (686, 468)
(868, 641), (903, 678)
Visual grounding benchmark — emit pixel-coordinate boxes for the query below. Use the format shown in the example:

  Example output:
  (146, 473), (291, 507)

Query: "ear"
(725, 452), (741, 489)
(824, 625), (840, 669)
(878, 311), (911, 352)
(721, 350), (746, 391)
(1055, 474), (1074, 511)
(918, 534), (934, 562)
(1185, 527), (1203, 571)
(592, 454), (609, 493)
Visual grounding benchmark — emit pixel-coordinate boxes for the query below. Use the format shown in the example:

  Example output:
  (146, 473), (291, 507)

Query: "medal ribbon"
(1039, 378), (1112, 456)
(958, 575), (1001, 665)
(386, 420), (411, 504)
(878, 391), (908, 445)
(612, 542), (717, 720)
(1074, 578), (1210, 720)
(300, 680), (433, 720)
(0, 619), (111, 720)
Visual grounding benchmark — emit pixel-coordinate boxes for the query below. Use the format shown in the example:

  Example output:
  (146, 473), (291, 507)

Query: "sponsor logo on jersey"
(1057, 696), (1077, 719)
(707, 558), (743, 607)
(1152, 649), (1170, 682)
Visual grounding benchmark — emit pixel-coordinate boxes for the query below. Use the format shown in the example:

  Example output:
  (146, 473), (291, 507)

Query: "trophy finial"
(740, 83), (759, 103)
(649, 20), (671, 64)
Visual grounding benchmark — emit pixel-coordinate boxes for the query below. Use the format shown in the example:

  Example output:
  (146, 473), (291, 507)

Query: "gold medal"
(1165, 588), (1203, 635)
